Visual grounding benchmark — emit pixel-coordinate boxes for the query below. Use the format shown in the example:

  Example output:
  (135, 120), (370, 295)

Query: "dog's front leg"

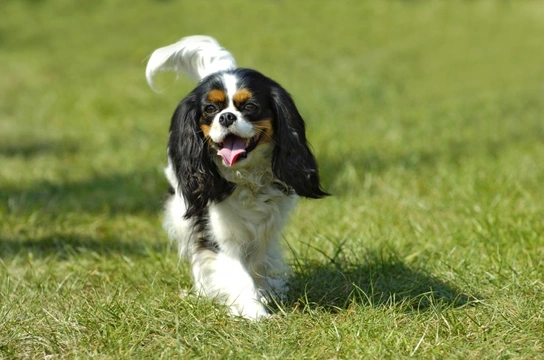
(190, 249), (269, 320)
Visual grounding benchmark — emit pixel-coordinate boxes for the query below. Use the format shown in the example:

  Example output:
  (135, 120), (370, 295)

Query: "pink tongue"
(218, 136), (246, 166)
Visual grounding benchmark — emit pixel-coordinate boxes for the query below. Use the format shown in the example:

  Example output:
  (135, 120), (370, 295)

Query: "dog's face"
(168, 68), (328, 218)
(198, 71), (275, 167)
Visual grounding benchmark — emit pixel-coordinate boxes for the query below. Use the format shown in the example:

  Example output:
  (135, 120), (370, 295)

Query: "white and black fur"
(146, 36), (327, 320)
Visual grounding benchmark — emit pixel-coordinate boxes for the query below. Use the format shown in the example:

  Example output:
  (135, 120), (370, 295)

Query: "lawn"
(1, 0), (543, 358)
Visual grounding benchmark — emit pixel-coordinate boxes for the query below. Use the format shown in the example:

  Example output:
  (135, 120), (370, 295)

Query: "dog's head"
(195, 69), (277, 168)
(147, 36), (328, 218)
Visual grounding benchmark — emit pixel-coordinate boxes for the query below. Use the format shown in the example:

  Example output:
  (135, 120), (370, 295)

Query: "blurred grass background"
(1, 0), (543, 358)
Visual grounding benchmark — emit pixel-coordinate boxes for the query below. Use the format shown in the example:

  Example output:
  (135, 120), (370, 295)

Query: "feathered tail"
(145, 35), (237, 90)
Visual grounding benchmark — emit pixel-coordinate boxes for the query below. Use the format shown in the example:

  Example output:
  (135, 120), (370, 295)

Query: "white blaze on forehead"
(221, 73), (239, 106)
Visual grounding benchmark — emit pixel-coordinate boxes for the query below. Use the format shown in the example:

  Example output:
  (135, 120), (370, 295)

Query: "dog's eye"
(243, 103), (258, 113)
(204, 105), (218, 114)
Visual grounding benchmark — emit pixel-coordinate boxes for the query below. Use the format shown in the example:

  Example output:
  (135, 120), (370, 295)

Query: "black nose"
(219, 112), (237, 127)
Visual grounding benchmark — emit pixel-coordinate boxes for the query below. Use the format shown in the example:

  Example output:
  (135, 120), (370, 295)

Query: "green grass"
(1, 0), (543, 358)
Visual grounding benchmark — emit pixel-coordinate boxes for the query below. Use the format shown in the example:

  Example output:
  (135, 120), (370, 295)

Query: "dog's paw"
(231, 302), (270, 321)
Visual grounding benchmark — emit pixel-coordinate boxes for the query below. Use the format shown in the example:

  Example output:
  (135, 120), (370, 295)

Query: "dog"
(145, 35), (327, 320)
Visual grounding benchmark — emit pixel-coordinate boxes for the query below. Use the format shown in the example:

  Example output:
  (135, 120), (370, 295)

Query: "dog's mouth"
(217, 133), (262, 167)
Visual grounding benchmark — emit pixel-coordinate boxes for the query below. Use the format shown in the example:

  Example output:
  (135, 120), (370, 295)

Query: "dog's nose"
(219, 112), (237, 127)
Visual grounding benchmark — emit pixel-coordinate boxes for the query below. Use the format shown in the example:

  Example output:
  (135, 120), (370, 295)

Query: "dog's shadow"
(284, 249), (478, 313)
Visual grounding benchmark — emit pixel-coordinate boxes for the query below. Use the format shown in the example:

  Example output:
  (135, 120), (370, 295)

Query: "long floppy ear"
(168, 92), (234, 218)
(270, 86), (329, 198)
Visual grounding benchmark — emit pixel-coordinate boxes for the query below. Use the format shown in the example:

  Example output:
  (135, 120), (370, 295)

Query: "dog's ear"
(270, 86), (329, 199)
(168, 93), (233, 218)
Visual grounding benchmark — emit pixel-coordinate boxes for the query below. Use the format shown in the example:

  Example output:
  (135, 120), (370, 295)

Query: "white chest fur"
(208, 182), (296, 257)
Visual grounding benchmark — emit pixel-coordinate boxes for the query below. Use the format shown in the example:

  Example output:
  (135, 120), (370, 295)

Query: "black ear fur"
(168, 92), (234, 219)
(270, 87), (328, 199)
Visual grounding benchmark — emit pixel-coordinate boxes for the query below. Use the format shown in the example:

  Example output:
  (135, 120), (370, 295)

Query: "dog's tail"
(145, 35), (237, 90)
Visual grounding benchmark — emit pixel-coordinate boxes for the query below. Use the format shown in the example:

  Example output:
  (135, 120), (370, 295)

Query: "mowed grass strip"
(1, 0), (543, 358)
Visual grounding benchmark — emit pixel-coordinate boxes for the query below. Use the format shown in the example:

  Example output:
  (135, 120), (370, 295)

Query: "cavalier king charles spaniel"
(145, 36), (327, 320)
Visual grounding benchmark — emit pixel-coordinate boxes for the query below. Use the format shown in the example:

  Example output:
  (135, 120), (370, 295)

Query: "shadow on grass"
(287, 250), (478, 312)
(0, 233), (167, 260)
(1, 169), (166, 216)
(0, 140), (80, 158)
(1, 136), (166, 216)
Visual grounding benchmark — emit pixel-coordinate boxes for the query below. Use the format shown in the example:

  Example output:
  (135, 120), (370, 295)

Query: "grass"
(1, 0), (543, 358)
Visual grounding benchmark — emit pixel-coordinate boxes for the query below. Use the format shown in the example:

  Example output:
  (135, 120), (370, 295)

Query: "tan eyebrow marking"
(233, 88), (253, 105)
(207, 89), (226, 103)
